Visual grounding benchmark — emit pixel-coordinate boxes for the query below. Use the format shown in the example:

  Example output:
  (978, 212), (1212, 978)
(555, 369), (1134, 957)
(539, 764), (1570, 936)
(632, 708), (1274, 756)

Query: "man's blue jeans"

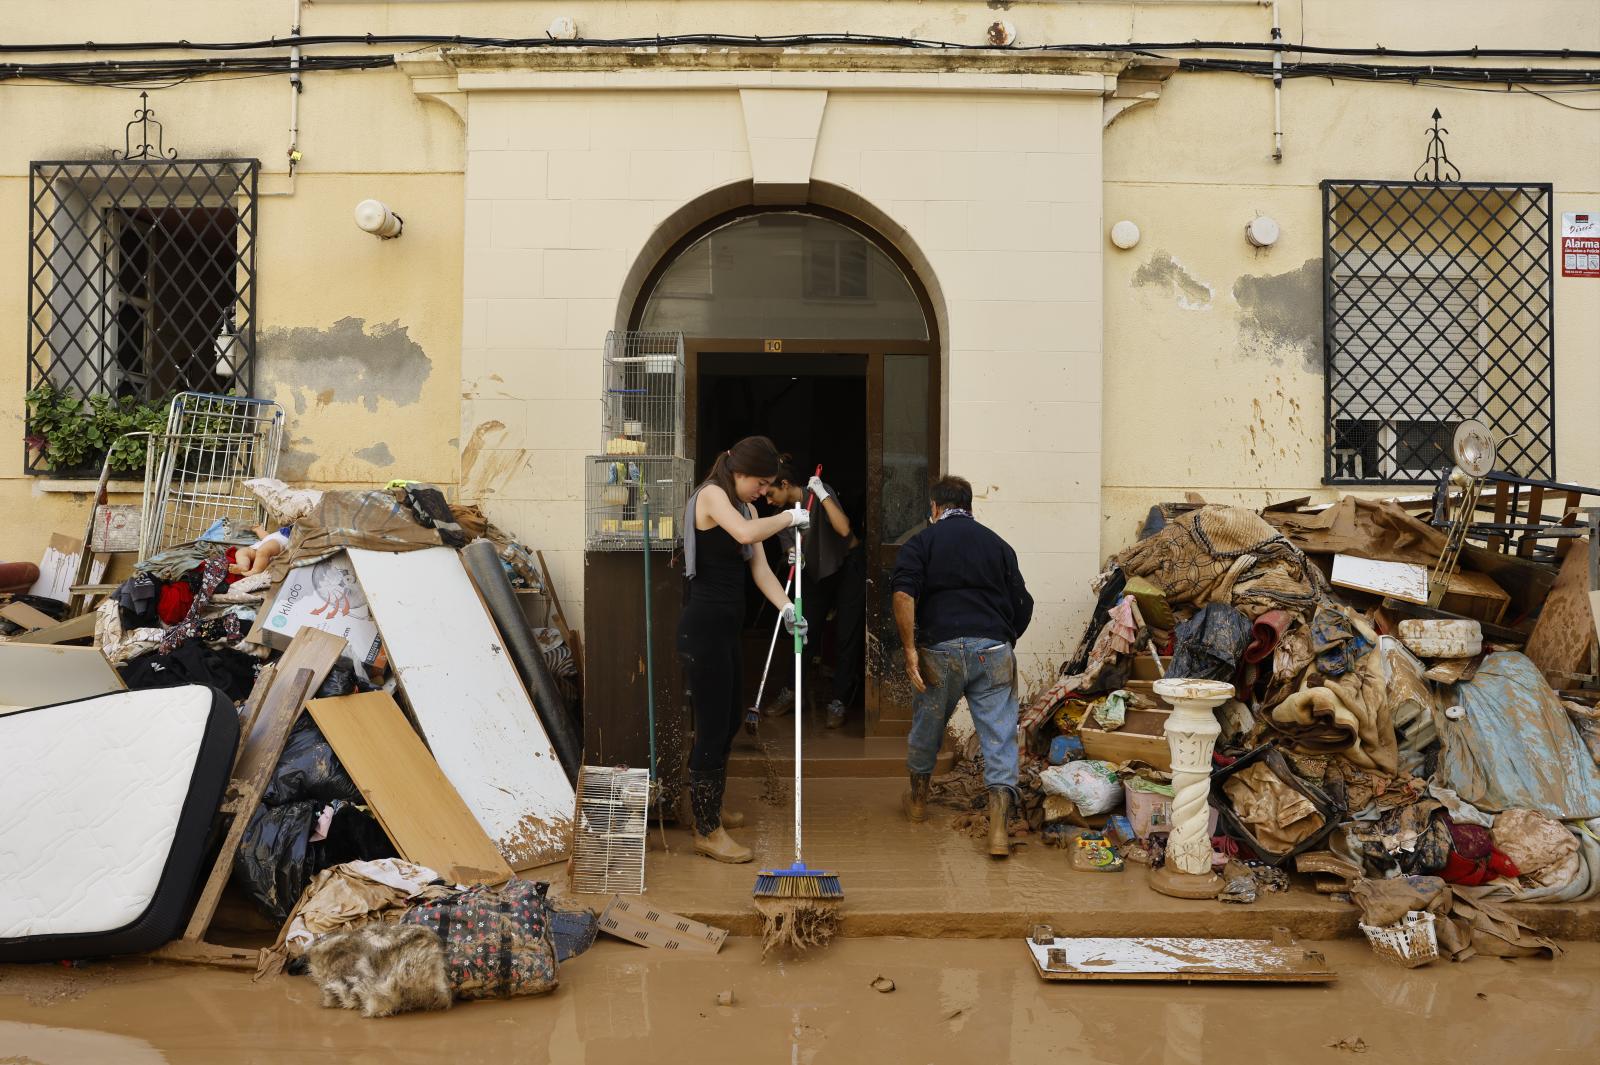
(906, 637), (1019, 796)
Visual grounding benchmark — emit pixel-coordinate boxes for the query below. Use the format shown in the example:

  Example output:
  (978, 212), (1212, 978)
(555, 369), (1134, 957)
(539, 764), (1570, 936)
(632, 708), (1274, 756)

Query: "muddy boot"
(987, 787), (1012, 859)
(902, 772), (931, 823)
(689, 770), (752, 863)
(694, 826), (753, 864)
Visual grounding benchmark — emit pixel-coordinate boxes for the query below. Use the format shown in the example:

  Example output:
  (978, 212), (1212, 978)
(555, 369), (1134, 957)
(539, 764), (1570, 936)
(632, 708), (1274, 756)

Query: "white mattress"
(0, 686), (216, 940)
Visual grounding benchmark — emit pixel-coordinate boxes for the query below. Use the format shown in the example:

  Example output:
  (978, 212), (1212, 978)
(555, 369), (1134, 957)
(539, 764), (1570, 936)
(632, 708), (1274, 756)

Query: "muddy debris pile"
(934, 489), (1600, 964)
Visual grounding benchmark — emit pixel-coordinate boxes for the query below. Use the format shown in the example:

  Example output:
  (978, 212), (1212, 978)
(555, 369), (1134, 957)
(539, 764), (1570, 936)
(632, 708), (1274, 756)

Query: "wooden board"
(1026, 937), (1335, 983)
(9, 612), (99, 646)
(0, 644), (125, 707)
(1331, 554), (1429, 604)
(1437, 567), (1511, 625)
(307, 691), (513, 885)
(347, 547), (574, 869)
(0, 602), (58, 632)
(1525, 542), (1596, 677)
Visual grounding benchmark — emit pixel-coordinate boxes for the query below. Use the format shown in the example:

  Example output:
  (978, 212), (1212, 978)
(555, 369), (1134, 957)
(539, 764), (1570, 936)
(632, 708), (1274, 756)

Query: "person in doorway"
(891, 476), (1033, 859)
(680, 435), (811, 864)
(764, 460), (866, 729)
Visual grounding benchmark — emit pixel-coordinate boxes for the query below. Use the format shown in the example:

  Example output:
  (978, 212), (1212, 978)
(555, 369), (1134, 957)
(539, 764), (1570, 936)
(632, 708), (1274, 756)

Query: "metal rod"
(1270, 0), (1283, 161)
(642, 487), (656, 786)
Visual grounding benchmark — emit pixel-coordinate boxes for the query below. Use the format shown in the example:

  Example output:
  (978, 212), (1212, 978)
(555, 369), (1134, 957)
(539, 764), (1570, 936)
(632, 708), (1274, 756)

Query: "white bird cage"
(602, 330), (685, 459)
(570, 765), (652, 895)
(585, 455), (692, 552)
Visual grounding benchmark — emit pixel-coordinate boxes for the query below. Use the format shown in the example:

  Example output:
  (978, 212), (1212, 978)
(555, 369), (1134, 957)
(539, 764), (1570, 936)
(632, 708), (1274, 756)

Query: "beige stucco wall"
(0, 1), (1593, 689)
(454, 74), (1108, 683)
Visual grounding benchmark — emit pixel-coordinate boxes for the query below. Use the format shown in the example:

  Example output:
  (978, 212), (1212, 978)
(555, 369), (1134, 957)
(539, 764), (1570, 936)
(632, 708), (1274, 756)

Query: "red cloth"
(1243, 609), (1292, 664)
(157, 582), (196, 626)
(1441, 847), (1521, 886)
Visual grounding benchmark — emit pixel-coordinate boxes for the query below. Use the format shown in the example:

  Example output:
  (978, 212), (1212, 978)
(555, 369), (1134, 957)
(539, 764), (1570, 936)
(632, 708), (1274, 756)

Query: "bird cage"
(584, 455), (693, 552)
(602, 330), (685, 458)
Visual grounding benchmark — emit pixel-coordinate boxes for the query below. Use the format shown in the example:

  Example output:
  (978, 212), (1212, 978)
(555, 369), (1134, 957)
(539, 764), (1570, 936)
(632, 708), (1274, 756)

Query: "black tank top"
(688, 521), (747, 608)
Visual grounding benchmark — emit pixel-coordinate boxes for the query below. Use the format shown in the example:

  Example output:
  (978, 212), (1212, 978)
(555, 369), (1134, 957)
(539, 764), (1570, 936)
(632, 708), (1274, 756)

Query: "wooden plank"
(536, 549), (583, 681)
(1331, 554), (1429, 604)
(1525, 542), (1597, 678)
(347, 547), (574, 869)
(0, 602), (59, 632)
(307, 691), (513, 885)
(10, 611), (99, 646)
(0, 644), (125, 708)
(1519, 485), (1547, 558)
(1026, 938), (1335, 983)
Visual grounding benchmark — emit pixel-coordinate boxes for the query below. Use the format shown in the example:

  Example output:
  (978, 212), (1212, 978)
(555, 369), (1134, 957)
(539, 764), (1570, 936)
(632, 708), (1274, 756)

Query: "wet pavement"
(554, 777), (1600, 942)
(1, 938), (1597, 1064)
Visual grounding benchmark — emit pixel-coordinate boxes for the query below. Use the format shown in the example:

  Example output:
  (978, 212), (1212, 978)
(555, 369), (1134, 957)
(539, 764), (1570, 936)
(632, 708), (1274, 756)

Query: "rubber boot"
(987, 787), (1012, 859)
(902, 772), (931, 823)
(689, 770), (752, 863)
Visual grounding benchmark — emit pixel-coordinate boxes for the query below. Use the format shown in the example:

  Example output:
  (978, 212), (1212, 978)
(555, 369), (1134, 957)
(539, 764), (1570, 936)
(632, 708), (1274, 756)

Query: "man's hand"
(904, 647), (926, 693)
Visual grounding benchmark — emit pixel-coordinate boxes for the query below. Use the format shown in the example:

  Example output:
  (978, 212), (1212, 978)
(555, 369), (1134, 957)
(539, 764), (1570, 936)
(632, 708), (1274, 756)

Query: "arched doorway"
(633, 206), (940, 742)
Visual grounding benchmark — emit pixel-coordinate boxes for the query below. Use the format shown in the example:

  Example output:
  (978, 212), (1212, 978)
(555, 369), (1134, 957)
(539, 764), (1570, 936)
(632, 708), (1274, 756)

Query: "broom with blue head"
(753, 500), (843, 954)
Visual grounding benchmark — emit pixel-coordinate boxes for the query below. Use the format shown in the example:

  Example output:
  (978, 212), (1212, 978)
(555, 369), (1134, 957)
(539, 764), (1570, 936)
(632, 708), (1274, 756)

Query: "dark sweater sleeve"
(890, 530), (928, 600)
(1005, 543), (1034, 643)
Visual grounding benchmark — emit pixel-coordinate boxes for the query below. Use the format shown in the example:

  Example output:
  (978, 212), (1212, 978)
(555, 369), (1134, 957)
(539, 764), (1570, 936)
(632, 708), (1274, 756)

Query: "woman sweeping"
(680, 435), (811, 863)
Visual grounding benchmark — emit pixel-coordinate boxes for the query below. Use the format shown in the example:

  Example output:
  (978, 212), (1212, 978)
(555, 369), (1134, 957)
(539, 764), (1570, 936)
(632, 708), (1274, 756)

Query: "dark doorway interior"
(694, 352), (868, 726)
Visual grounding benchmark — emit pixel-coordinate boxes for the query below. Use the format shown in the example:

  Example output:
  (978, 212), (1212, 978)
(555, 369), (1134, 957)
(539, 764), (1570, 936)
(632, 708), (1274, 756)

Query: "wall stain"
(1132, 252), (1212, 310)
(1233, 258), (1322, 372)
(260, 317), (431, 413)
(276, 435), (320, 482)
(355, 442), (395, 468)
(461, 419), (527, 498)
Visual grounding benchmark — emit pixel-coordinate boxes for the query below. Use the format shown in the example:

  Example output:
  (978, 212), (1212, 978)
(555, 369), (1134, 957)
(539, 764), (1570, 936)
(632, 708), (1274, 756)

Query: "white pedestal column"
(1148, 678), (1235, 900)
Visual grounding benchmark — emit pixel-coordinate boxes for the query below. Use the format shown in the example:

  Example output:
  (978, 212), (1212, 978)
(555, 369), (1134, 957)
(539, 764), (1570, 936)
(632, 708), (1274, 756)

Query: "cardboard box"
(247, 551), (383, 673)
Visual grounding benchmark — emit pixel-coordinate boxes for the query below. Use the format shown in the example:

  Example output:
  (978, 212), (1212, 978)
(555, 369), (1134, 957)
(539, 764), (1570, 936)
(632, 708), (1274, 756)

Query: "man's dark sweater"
(890, 513), (1033, 647)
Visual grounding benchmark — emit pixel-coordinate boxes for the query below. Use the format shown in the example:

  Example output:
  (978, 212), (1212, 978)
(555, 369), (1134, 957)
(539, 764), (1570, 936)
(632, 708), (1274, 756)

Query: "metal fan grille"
(571, 766), (651, 895)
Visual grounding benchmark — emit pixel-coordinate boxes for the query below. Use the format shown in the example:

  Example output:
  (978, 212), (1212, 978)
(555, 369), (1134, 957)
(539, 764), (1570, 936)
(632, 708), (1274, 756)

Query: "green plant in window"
(25, 382), (169, 474)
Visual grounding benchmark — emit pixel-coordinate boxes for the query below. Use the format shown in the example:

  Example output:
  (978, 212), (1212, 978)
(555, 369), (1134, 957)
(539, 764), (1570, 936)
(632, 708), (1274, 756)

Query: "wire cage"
(585, 455), (692, 552)
(602, 330), (685, 458)
(140, 391), (284, 559)
(570, 766), (652, 895)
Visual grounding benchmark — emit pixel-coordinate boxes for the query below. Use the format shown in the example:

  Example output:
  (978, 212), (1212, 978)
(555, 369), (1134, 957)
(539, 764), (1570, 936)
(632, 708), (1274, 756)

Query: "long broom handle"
(753, 466), (823, 711)
(793, 505), (804, 864)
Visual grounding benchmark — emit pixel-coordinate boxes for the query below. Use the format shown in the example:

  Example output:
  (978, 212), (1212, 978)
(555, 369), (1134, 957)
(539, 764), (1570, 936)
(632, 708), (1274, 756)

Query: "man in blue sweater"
(891, 476), (1033, 859)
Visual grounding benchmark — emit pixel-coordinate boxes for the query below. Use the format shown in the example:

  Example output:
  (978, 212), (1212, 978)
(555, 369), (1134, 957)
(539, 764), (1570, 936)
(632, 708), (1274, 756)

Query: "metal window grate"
(570, 765), (651, 895)
(27, 157), (259, 473)
(1322, 180), (1554, 484)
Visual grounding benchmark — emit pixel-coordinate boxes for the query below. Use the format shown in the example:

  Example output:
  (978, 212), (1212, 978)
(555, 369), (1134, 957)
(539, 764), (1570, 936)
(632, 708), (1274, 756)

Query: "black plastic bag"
(262, 717), (362, 806)
(235, 800), (397, 922)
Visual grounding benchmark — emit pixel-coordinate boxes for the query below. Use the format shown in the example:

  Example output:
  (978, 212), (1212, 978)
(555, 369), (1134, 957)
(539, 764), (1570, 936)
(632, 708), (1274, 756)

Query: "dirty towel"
(245, 477), (325, 525)
(1492, 808), (1582, 892)
(1429, 785), (1494, 829)
(1091, 691), (1128, 730)
(1348, 875), (1562, 962)
(1222, 762), (1326, 854)
(1565, 700), (1600, 766)
(1267, 646), (1398, 775)
(1380, 637), (1437, 779)
(1165, 602), (1251, 682)
(134, 541), (225, 582)
(1310, 602), (1365, 676)
(1243, 609), (1292, 664)
(95, 596), (166, 666)
(394, 484), (467, 549)
(1349, 801), (1451, 876)
(1111, 505), (1321, 617)
(1437, 652), (1600, 820)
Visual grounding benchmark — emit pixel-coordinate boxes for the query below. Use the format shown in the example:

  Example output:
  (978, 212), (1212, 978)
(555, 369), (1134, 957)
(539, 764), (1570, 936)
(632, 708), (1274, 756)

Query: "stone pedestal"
(1148, 678), (1235, 900)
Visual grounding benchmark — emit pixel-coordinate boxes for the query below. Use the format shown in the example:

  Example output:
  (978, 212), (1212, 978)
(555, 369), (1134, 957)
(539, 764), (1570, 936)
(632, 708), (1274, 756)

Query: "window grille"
(26, 156), (259, 473)
(1322, 180), (1554, 484)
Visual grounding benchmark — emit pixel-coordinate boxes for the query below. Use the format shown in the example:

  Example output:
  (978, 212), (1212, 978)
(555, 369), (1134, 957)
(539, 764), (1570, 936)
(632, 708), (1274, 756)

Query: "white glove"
(807, 476), (830, 502)
(781, 603), (810, 643)
(787, 546), (797, 567)
(787, 506), (812, 531)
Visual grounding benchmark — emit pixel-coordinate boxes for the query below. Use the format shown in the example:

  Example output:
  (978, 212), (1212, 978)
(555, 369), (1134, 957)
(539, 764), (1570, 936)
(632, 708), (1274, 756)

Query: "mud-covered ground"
(2, 938), (1598, 1064)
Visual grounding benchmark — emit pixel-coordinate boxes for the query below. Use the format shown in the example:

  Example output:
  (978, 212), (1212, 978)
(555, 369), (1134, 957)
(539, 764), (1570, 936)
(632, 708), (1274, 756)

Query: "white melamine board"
(346, 547), (572, 868)
(1026, 937), (1334, 982)
(0, 645), (126, 708)
(1331, 554), (1430, 604)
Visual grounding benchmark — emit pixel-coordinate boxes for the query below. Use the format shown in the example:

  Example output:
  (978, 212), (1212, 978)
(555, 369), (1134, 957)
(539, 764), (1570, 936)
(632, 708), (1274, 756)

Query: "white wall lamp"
(1245, 215), (1281, 249)
(355, 199), (404, 240)
(1109, 220), (1141, 250)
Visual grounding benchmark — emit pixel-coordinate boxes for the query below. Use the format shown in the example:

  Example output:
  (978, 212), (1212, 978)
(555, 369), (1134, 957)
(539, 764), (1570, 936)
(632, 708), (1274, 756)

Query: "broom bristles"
(754, 861), (843, 899)
(755, 897), (840, 957)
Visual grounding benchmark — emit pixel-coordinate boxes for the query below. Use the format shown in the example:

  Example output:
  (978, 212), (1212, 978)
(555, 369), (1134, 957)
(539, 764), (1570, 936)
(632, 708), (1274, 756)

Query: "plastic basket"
(1359, 911), (1439, 969)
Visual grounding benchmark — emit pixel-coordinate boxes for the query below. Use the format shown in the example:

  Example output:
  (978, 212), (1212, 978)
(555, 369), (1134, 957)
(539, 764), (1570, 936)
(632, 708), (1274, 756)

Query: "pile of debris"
(0, 440), (615, 1010)
(938, 486), (1600, 964)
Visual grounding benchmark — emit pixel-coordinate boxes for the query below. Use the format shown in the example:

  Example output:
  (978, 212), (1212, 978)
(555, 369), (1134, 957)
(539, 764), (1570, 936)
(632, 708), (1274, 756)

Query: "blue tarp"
(1438, 652), (1600, 820)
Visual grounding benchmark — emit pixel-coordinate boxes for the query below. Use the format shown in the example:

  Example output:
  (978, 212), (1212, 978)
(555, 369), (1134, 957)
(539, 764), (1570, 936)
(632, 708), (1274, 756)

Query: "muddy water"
(1, 939), (1597, 1064)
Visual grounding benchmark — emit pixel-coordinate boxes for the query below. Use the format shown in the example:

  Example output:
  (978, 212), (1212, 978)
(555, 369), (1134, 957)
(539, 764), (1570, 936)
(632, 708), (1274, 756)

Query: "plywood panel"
(1026, 937), (1335, 983)
(1525, 542), (1596, 677)
(347, 547), (573, 869)
(308, 691), (513, 885)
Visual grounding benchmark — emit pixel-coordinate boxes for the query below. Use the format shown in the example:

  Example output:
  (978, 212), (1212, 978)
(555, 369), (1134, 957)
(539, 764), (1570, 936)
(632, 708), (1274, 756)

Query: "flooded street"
(2, 938), (1597, 1064)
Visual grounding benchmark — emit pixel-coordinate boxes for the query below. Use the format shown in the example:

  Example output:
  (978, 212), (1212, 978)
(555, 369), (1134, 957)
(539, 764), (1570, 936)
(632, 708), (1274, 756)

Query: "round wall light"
(1245, 216), (1281, 248)
(355, 199), (404, 240)
(1109, 220), (1141, 250)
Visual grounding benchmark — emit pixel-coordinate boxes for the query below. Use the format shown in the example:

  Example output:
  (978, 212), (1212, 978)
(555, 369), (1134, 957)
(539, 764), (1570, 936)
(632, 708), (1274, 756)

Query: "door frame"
(684, 339), (940, 735)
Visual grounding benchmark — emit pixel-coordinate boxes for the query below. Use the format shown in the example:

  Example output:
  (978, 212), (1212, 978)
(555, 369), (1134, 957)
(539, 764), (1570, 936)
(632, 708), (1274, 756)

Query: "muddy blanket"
(1111, 505), (1320, 618)
(1350, 875), (1561, 961)
(1437, 652), (1600, 820)
(1267, 645), (1398, 775)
